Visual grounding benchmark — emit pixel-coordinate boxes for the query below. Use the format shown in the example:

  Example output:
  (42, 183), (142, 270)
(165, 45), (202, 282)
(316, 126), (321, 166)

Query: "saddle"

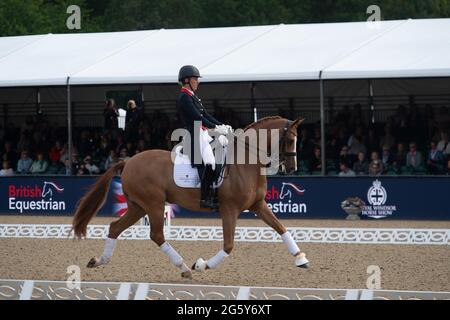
(173, 145), (227, 189)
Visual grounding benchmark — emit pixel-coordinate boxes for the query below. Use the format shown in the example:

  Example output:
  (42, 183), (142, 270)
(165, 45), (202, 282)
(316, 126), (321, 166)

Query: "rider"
(176, 65), (231, 210)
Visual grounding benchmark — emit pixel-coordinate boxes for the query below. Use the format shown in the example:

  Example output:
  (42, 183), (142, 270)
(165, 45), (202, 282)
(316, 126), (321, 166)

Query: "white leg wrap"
(281, 232), (300, 256)
(160, 242), (184, 268)
(99, 237), (116, 263)
(206, 250), (229, 269)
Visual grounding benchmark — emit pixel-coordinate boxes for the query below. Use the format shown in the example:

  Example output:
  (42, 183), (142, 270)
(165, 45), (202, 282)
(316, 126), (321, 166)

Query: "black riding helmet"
(178, 65), (201, 84)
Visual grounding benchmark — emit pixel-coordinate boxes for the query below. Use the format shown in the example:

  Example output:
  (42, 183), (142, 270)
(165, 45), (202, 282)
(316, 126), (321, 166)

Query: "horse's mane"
(243, 116), (283, 131)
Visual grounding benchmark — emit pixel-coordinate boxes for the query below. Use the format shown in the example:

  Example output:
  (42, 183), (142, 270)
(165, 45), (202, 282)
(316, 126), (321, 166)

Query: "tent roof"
(0, 19), (449, 87)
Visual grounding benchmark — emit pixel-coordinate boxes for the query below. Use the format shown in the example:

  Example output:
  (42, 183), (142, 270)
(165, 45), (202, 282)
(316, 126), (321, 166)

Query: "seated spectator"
(392, 143), (406, 172)
(427, 141), (445, 174)
(84, 155), (100, 175)
(104, 150), (119, 171)
(76, 164), (89, 176)
(46, 160), (62, 174)
(338, 161), (356, 177)
(338, 145), (353, 169)
(369, 152), (384, 176)
(348, 134), (367, 158)
(437, 131), (450, 161)
(447, 159), (450, 175)
(1, 141), (17, 169)
(136, 139), (148, 153)
(353, 152), (369, 175)
(381, 145), (394, 170)
(308, 146), (322, 173)
(0, 160), (14, 176)
(406, 142), (424, 171)
(17, 150), (33, 174)
(119, 148), (130, 162)
(30, 152), (49, 174)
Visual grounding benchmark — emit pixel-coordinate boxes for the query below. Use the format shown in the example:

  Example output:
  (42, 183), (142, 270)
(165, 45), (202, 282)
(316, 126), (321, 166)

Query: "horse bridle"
(278, 120), (298, 165)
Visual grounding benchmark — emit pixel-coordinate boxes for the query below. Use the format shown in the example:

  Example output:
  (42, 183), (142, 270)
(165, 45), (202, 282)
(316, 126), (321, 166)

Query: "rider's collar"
(181, 87), (194, 96)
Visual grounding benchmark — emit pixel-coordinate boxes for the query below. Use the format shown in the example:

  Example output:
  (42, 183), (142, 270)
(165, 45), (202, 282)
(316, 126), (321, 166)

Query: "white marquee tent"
(0, 18), (449, 87)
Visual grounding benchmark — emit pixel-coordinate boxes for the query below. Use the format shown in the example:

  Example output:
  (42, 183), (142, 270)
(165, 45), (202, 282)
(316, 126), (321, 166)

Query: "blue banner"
(1, 176), (449, 220)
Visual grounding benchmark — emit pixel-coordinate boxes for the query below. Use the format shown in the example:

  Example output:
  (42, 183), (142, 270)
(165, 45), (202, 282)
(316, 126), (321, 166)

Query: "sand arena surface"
(0, 216), (449, 291)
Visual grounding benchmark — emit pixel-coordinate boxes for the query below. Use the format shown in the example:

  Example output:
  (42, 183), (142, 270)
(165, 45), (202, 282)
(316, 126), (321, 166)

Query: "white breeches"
(199, 129), (215, 169)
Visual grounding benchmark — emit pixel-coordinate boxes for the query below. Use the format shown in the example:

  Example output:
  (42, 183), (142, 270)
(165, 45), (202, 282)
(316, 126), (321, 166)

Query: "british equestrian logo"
(265, 182), (307, 214)
(8, 181), (66, 213)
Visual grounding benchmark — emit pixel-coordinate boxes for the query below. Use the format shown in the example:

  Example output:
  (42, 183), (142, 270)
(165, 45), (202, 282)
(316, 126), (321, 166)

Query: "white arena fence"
(0, 224), (448, 245)
(1, 279), (449, 300)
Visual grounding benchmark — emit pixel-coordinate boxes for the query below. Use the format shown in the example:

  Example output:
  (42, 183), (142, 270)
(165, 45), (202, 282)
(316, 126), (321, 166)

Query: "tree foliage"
(1, 0), (449, 36)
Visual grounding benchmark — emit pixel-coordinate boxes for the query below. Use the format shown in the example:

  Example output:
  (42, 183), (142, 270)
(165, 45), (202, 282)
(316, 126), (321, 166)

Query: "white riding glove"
(214, 125), (228, 136)
(217, 135), (229, 147)
(224, 125), (234, 134)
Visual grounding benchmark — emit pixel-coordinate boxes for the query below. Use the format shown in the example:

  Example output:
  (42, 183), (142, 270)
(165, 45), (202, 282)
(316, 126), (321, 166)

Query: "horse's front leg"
(251, 200), (309, 268)
(192, 208), (238, 272)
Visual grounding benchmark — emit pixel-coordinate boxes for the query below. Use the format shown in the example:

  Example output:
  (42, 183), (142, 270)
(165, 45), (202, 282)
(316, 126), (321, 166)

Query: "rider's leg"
(199, 130), (218, 209)
(87, 200), (145, 268)
(250, 200), (309, 268)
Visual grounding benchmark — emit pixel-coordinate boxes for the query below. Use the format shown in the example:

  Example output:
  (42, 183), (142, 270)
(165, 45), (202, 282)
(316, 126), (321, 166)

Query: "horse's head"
(279, 118), (304, 174)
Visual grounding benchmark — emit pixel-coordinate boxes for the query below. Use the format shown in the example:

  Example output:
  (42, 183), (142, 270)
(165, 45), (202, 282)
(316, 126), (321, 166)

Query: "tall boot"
(200, 164), (219, 210)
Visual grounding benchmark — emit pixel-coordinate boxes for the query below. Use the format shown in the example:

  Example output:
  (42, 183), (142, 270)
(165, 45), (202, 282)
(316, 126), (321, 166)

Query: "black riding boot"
(200, 164), (219, 210)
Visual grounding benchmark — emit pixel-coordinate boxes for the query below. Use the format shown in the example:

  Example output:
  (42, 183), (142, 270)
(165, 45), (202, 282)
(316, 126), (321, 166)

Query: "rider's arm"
(203, 110), (223, 127)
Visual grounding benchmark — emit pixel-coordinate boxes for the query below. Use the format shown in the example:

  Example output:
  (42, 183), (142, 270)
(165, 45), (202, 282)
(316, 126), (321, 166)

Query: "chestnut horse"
(72, 116), (309, 279)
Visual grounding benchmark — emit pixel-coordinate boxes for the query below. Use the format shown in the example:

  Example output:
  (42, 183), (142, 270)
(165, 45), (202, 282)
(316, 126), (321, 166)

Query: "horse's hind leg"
(250, 200), (309, 268)
(87, 200), (145, 268)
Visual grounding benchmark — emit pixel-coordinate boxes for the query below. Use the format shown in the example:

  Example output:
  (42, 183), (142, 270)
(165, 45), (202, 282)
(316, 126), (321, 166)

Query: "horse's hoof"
(192, 258), (207, 272)
(298, 262), (310, 269)
(87, 257), (98, 268)
(181, 270), (192, 279)
(295, 253), (310, 269)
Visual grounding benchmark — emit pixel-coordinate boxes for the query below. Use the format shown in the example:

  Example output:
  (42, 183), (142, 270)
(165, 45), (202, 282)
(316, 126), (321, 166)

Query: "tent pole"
(251, 82), (257, 122)
(369, 79), (375, 124)
(319, 71), (326, 176)
(66, 77), (72, 176)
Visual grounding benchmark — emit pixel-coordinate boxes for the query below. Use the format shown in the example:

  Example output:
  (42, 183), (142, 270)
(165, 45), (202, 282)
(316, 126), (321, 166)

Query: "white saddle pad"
(173, 146), (225, 189)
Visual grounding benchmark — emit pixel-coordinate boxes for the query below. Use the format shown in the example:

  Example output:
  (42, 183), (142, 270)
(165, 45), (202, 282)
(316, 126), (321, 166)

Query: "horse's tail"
(72, 161), (126, 239)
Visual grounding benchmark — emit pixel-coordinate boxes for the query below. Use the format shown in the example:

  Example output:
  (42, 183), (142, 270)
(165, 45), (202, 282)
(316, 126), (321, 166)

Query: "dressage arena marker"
(1, 279), (449, 300)
(0, 224), (448, 245)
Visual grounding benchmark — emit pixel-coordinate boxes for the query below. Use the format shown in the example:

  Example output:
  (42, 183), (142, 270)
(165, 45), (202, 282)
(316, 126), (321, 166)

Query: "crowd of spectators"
(1, 100), (449, 177)
(296, 103), (450, 176)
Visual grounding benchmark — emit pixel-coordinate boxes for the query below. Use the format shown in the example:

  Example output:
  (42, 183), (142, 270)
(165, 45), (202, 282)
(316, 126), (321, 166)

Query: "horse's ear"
(291, 118), (305, 129)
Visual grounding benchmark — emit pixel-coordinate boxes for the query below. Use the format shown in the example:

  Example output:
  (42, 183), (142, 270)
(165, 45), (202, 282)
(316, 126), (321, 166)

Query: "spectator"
(353, 152), (369, 175)
(437, 131), (450, 161)
(427, 141), (445, 174)
(76, 164), (89, 176)
(49, 140), (63, 163)
(1, 141), (17, 169)
(309, 146), (322, 173)
(119, 148), (130, 162)
(348, 134), (367, 158)
(338, 145), (353, 169)
(103, 99), (119, 131)
(298, 128), (314, 161)
(365, 127), (380, 155)
(368, 152), (384, 176)
(338, 161), (356, 177)
(30, 152), (49, 174)
(381, 145), (394, 170)
(46, 159), (62, 174)
(136, 139), (148, 153)
(17, 150), (33, 174)
(392, 142), (407, 172)
(406, 142), (424, 171)
(0, 160), (14, 176)
(125, 100), (141, 143)
(104, 150), (119, 171)
(84, 155), (100, 175)
(379, 124), (396, 151)
(446, 159), (450, 175)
